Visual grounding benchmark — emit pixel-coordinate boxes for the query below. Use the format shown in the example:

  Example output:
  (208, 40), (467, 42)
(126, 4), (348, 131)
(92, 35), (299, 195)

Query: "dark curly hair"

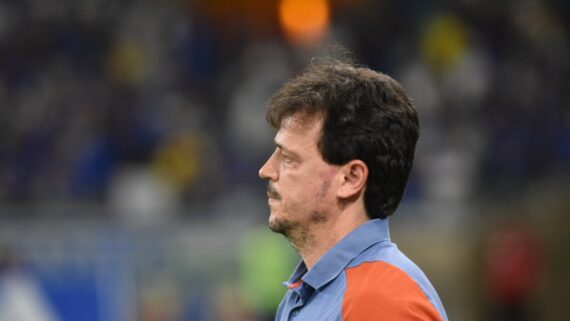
(266, 59), (419, 219)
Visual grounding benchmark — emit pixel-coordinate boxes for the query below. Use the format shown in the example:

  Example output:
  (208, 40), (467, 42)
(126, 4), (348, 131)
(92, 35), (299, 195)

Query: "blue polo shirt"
(275, 219), (448, 321)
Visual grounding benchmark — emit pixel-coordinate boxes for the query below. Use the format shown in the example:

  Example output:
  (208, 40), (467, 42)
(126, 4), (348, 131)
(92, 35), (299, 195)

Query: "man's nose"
(259, 153), (278, 181)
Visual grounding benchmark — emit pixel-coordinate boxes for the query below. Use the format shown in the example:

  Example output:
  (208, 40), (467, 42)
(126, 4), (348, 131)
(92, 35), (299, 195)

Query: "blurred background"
(0, 0), (569, 320)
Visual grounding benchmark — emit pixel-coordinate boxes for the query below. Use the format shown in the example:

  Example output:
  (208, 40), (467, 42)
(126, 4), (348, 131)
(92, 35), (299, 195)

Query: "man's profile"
(259, 57), (448, 321)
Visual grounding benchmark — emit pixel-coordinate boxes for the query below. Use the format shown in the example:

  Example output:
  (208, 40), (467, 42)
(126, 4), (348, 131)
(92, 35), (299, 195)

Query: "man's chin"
(268, 215), (296, 236)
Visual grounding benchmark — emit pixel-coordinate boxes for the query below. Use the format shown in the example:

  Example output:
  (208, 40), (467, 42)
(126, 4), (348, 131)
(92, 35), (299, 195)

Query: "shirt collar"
(283, 260), (307, 289)
(283, 218), (391, 291)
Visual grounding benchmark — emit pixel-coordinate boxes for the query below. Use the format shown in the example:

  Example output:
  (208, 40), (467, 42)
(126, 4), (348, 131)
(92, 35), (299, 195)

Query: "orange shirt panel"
(342, 261), (443, 321)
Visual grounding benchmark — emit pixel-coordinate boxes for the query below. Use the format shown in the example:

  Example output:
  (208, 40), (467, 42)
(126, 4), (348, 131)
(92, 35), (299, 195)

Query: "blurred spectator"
(484, 222), (544, 321)
(239, 227), (296, 321)
(0, 247), (62, 321)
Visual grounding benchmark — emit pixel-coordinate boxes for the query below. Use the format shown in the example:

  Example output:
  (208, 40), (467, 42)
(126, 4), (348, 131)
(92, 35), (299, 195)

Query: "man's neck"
(298, 209), (368, 270)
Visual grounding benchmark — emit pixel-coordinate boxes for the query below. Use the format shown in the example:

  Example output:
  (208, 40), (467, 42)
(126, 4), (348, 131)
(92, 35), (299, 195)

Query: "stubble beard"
(269, 208), (328, 252)
(266, 177), (332, 252)
(268, 214), (298, 238)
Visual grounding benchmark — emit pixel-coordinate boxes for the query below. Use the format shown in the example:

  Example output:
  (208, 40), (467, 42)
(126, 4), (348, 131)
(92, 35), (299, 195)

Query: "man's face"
(259, 115), (340, 241)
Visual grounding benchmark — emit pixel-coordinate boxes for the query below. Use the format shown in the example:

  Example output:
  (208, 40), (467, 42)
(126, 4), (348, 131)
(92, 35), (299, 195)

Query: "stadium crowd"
(0, 0), (568, 214)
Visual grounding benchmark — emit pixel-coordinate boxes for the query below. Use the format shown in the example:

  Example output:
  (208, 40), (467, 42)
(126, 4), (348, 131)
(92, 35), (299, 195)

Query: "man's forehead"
(279, 112), (323, 131)
(274, 114), (323, 151)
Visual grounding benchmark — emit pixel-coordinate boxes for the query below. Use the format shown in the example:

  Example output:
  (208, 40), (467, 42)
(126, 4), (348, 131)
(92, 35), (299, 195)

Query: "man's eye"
(281, 154), (295, 165)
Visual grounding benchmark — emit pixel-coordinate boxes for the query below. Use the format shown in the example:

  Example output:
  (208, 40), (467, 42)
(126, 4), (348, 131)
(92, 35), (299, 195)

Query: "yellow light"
(279, 0), (330, 46)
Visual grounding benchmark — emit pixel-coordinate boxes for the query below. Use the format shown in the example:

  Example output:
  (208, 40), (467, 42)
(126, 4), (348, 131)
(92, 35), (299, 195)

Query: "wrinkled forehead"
(279, 111), (324, 132)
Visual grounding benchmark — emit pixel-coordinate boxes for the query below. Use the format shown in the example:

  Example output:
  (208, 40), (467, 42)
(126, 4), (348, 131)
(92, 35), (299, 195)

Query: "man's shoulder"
(340, 243), (447, 321)
(343, 259), (425, 299)
(345, 240), (424, 280)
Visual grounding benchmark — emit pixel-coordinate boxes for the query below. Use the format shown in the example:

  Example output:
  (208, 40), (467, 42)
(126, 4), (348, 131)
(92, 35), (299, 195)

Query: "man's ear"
(337, 160), (368, 199)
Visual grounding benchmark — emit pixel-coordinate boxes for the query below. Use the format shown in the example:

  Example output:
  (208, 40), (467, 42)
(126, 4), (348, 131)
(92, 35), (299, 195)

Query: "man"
(258, 59), (448, 321)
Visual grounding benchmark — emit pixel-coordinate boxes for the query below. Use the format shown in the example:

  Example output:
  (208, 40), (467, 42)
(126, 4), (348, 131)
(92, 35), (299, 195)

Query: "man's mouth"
(267, 183), (281, 200)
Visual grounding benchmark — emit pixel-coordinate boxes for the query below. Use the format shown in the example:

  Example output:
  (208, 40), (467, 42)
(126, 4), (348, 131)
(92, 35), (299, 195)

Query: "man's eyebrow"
(274, 142), (288, 152)
(275, 142), (300, 158)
